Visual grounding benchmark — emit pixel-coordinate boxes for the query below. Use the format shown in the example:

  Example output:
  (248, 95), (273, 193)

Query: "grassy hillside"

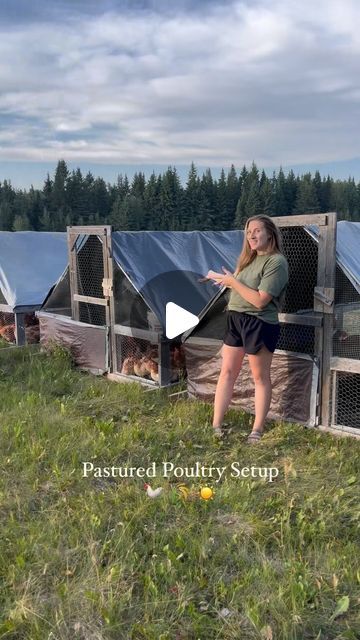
(0, 346), (359, 640)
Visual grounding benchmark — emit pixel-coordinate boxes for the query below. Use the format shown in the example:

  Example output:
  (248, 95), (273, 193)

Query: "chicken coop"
(39, 225), (245, 385)
(0, 231), (67, 346)
(184, 213), (360, 436)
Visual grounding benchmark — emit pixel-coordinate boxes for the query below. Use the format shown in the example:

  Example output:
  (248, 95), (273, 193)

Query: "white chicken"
(144, 483), (163, 498)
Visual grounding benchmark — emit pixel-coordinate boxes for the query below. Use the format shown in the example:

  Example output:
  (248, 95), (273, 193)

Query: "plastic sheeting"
(38, 312), (107, 374)
(306, 221), (360, 294)
(185, 339), (319, 426)
(0, 232), (68, 310)
(112, 230), (244, 330)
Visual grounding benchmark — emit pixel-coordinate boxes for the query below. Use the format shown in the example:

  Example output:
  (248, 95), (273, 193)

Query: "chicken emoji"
(144, 483), (163, 498)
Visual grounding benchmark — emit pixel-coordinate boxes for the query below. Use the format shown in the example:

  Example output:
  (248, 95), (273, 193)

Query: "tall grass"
(0, 346), (359, 639)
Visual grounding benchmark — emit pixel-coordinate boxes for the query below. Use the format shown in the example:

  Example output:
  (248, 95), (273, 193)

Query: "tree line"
(1, 159), (360, 232)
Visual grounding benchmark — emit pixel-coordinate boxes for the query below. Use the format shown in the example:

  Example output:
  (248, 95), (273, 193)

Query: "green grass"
(0, 346), (359, 640)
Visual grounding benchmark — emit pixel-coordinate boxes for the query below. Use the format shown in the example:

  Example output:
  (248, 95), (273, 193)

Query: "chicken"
(121, 356), (135, 375)
(0, 324), (15, 342)
(149, 360), (159, 382)
(134, 356), (149, 377)
(144, 483), (163, 498)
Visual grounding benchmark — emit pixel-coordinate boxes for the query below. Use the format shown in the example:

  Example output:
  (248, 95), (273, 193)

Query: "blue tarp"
(306, 221), (360, 294)
(0, 232), (68, 310)
(112, 230), (245, 329)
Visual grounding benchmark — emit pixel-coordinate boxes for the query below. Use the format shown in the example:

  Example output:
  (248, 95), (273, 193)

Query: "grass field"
(0, 344), (359, 640)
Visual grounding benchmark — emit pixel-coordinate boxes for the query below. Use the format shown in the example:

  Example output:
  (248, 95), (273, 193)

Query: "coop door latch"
(314, 287), (334, 307)
(102, 278), (113, 297)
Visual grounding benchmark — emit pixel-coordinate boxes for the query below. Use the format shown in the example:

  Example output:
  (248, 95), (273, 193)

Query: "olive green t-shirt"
(228, 253), (289, 324)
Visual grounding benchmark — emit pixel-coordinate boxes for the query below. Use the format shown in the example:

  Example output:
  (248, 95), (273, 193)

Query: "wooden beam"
(73, 294), (108, 306)
(278, 313), (323, 327)
(272, 213), (332, 227)
(330, 357), (360, 374)
(113, 324), (162, 343)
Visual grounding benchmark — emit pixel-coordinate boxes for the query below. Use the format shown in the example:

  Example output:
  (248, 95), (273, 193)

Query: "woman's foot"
(213, 426), (224, 438)
(247, 430), (263, 444)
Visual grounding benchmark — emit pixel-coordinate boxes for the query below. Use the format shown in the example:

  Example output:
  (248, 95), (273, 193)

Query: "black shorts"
(224, 311), (280, 354)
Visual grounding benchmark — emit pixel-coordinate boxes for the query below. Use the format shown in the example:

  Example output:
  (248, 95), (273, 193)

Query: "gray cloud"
(0, 0), (360, 167)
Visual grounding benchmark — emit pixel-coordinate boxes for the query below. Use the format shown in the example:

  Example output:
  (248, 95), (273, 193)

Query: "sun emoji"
(200, 486), (214, 501)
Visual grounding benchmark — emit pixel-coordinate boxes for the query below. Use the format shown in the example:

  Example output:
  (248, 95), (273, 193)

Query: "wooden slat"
(330, 357), (360, 374)
(68, 225), (112, 235)
(272, 213), (331, 227)
(278, 313), (323, 327)
(73, 294), (108, 306)
(113, 324), (162, 343)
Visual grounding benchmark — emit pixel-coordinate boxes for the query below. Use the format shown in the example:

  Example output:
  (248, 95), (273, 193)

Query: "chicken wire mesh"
(74, 234), (107, 326)
(333, 266), (360, 360)
(115, 334), (187, 385)
(277, 323), (315, 355)
(330, 371), (360, 431)
(76, 235), (105, 299)
(0, 311), (15, 342)
(116, 335), (160, 382)
(0, 311), (40, 344)
(279, 226), (318, 313)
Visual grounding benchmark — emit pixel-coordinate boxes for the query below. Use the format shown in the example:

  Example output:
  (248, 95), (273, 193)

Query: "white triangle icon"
(165, 302), (199, 339)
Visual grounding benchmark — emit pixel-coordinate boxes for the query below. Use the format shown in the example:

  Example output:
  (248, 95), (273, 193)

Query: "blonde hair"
(234, 215), (283, 276)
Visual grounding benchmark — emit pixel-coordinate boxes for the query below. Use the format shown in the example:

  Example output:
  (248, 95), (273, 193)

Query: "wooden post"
(317, 213), (337, 427)
(67, 228), (80, 321)
(159, 339), (171, 387)
(14, 312), (26, 345)
(103, 226), (115, 372)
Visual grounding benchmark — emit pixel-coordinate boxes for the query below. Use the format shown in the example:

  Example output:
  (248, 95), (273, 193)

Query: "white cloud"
(0, 0), (359, 167)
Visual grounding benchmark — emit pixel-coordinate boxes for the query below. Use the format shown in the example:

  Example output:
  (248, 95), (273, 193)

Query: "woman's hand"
(210, 267), (236, 288)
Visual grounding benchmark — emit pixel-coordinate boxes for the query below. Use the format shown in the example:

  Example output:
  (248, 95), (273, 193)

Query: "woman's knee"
(220, 366), (239, 382)
(252, 373), (271, 386)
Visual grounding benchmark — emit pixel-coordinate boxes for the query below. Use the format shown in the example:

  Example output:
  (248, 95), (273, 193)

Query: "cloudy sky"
(1, 0), (360, 187)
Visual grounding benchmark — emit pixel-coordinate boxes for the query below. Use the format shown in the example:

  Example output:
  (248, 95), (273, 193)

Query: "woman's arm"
(211, 268), (273, 310)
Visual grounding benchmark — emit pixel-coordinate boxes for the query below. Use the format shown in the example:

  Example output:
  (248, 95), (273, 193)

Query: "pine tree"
(13, 213), (31, 230)
(274, 167), (288, 216)
(0, 201), (14, 230)
(260, 177), (275, 216)
(216, 169), (229, 229)
(184, 163), (201, 229)
(143, 172), (162, 229)
(293, 174), (319, 214)
(226, 164), (241, 228)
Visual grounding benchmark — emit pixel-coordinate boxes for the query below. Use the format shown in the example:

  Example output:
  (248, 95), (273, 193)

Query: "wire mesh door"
(272, 213), (337, 428)
(68, 225), (114, 367)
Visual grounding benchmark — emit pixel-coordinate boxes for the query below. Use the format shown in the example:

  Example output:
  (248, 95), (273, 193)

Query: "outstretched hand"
(205, 267), (235, 288)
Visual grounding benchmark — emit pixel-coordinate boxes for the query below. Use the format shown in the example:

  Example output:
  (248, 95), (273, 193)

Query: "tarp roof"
(0, 231), (68, 310)
(112, 230), (244, 329)
(306, 221), (360, 294)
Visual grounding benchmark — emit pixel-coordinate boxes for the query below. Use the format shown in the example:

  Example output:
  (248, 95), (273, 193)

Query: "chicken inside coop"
(119, 337), (186, 383)
(0, 312), (40, 344)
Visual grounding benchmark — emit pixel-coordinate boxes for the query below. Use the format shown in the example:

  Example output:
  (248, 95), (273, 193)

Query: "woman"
(208, 215), (288, 443)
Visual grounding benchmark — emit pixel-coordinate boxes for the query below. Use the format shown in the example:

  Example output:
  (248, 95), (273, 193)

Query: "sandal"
(213, 427), (224, 439)
(247, 430), (263, 444)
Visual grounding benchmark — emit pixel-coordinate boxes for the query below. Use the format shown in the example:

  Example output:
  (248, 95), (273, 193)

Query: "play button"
(165, 302), (199, 340)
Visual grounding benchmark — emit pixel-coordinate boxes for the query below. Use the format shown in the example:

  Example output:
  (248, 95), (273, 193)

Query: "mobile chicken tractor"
(183, 213), (360, 436)
(38, 225), (244, 384)
(0, 231), (67, 346)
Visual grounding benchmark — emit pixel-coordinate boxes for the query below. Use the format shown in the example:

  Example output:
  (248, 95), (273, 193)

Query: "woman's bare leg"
(247, 346), (274, 433)
(213, 344), (245, 428)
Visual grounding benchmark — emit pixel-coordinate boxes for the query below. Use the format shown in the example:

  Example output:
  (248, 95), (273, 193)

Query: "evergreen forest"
(1, 160), (360, 232)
